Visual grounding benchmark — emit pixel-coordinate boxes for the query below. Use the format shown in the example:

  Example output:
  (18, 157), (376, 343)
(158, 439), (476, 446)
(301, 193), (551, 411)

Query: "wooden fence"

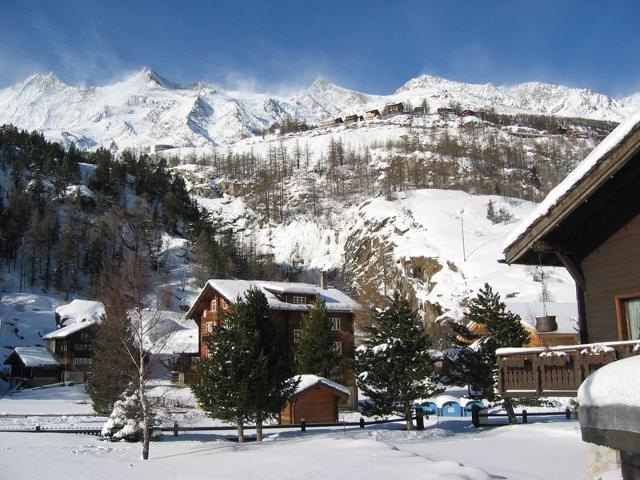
(471, 406), (573, 428)
(0, 415), (421, 437)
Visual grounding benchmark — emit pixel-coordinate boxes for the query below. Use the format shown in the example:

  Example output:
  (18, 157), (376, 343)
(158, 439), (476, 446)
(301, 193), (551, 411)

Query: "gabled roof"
(186, 279), (360, 320)
(293, 374), (350, 397)
(43, 319), (98, 340)
(5, 347), (61, 367)
(503, 110), (640, 265)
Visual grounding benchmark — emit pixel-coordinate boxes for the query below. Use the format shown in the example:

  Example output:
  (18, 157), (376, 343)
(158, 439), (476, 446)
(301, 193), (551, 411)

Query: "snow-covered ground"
(0, 417), (588, 479)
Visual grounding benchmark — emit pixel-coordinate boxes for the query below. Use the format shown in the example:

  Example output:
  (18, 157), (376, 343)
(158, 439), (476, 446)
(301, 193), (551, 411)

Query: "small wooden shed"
(4, 347), (62, 388)
(280, 375), (350, 424)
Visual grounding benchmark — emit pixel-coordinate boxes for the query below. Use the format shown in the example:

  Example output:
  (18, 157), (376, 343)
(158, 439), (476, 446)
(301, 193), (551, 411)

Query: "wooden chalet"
(186, 277), (360, 408)
(499, 112), (640, 476)
(321, 117), (344, 128)
(437, 107), (456, 120)
(343, 114), (359, 123)
(4, 347), (62, 388)
(413, 106), (427, 115)
(383, 102), (404, 116)
(43, 320), (97, 380)
(461, 109), (476, 117)
(280, 375), (350, 424)
(498, 111), (640, 399)
(365, 109), (381, 120)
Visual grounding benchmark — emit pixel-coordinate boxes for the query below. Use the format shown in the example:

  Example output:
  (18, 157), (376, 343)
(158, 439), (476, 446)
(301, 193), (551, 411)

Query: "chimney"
(319, 271), (328, 290)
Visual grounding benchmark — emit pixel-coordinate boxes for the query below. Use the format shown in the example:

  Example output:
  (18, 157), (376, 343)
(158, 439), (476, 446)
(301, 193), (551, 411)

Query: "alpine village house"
(185, 276), (361, 414)
(500, 111), (640, 478)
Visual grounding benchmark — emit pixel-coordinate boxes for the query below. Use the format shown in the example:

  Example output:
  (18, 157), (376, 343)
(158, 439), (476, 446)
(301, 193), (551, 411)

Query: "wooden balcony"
(497, 340), (640, 397)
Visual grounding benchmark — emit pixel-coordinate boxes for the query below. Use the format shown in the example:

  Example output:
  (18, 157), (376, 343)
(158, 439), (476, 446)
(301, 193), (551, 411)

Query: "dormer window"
(292, 295), (307, 304)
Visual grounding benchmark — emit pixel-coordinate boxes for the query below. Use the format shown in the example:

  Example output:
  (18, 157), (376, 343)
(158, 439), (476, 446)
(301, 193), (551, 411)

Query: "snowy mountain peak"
(128, 67), (182, 90)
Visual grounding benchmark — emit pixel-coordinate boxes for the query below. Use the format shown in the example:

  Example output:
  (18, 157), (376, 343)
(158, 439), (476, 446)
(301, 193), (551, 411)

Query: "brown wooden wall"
(582, 212), (640, 342)
(283, 386), (341, 424)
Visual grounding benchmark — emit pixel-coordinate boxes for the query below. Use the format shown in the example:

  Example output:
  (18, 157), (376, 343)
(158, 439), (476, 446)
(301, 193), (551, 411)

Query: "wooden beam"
(556, 252), (585, 289)
(555, 252), (589, 343)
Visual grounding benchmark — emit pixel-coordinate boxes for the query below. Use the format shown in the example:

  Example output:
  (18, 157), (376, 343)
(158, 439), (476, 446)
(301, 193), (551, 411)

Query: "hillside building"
(186, 278), (360, 408)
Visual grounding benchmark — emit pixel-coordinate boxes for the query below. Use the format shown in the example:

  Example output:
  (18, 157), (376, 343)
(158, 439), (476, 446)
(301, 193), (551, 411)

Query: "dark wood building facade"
(43, 320), (97, 374)
(186, 280), (360, 408)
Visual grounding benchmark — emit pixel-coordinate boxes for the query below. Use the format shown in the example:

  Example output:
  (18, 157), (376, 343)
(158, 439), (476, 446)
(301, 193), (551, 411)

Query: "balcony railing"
(496, 340), (640, 397)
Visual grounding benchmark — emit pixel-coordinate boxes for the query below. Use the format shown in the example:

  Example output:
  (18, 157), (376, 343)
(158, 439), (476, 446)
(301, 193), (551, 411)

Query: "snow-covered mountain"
(1, 67), (638, 150)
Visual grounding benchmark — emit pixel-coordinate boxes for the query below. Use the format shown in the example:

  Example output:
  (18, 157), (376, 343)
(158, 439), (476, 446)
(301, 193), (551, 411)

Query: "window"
(210, 299), (217, 311)
(293, 329), (302, 343)
(206, 321), (214, 333)
(292, 295), (307, 304)
(618, 297), (640, 340)
(74, 344), (92, 352)
(330, 317), (341, 331)
(332, 341), (342, 355)
(80, 332), (90, 341)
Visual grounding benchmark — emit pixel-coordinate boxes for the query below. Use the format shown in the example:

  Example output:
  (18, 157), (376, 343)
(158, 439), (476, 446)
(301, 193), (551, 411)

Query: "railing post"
(35, 425), (41, 432)
(471, 405), (480, 428)
(522, 409), (528, 424)
(173, 421), (179, 436)
(359, 417), (365, 429)
(415, 407), (424, 431)
(565, 407), (571, 420)
(301, 420), (306, 432)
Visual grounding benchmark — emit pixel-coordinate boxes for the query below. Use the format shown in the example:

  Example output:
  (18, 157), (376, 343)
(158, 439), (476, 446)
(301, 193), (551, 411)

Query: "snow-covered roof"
(503, 109), (640, 253)
(42, 320), (98, 340)
(578, 355), (640, 408)
(8, 347), (61, 367)
(293, 374), (351, 396)
(204, 279), (360, 313)
(55, 300), (105, 326)
(433, 395), (461, 408)
(63, 184), (97, 202)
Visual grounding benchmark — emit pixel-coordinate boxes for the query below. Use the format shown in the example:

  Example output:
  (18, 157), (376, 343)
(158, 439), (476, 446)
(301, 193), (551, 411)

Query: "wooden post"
(471, 405), (480, 428)
(35, 425), (41, 432)
(565, 407), (571, 420)
(415, 407), (424, 431)
(359, 417), (365, 429)
(301, 420), (306, 432)
(173, 421), (179, 436)
(522, 409), (528, 424)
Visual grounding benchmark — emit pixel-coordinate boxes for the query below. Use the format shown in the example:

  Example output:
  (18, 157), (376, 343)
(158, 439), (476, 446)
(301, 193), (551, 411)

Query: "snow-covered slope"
(0, 68), (636, 150)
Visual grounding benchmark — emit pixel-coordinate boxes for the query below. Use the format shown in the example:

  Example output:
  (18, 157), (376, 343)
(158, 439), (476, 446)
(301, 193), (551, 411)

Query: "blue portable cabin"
(461, 399), (486, 417)
(419, 401), (438, 416)
(435, 395), (463, 417)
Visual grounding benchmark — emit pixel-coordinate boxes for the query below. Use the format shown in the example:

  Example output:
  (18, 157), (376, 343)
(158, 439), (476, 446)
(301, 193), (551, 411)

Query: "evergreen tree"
(295, 300), (341, 381)
(193, 288), (297, 442)
(448, 283), (529, 423)
(355, 291), (441, 429)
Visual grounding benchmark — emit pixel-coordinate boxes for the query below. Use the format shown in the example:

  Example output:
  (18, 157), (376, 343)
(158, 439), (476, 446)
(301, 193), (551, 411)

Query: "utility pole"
(460, 209), (467, 262)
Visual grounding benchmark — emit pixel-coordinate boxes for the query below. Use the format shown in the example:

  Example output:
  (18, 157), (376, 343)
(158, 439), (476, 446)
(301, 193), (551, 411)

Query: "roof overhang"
(504, 123), (640, 266)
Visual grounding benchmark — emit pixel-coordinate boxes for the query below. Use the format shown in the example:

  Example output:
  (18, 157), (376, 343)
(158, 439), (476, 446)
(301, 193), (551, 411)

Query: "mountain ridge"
(0, 67), (637, 150)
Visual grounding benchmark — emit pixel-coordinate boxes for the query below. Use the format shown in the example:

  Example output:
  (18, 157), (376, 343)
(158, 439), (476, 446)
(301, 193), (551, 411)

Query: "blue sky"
(1, 0), (639, 96)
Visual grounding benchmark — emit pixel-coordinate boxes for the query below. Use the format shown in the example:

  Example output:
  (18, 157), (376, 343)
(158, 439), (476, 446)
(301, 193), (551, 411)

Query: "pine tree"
(241, 288), (297, 441)
(355, 291), (441, 429)
(449, 283), (529, 423)
(193, 288), (297, 442)
(295, 300), (341, 381)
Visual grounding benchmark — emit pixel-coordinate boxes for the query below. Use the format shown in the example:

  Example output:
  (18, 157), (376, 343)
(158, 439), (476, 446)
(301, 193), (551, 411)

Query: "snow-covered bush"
(101, 390), (161, 442)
